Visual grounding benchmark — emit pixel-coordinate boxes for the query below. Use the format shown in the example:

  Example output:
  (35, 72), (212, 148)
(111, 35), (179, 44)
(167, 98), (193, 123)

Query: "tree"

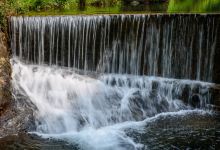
(79, 0), (86, 7)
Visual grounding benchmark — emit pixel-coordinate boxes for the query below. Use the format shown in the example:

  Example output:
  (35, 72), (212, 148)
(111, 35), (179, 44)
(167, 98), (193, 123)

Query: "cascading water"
(11, 58), (215, 149)
(9, 14), (220, 149)
(10, 14), (220, 82)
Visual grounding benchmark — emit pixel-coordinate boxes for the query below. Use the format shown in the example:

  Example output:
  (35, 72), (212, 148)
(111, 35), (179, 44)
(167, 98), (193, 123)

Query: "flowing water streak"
(10, 14), (219, 82)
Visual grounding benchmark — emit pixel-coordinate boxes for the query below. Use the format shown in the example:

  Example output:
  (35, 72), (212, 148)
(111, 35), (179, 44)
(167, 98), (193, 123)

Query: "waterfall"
(12, 58), (214, 149)
(10, 14), (220, 82)
(9, 14), (219, 149)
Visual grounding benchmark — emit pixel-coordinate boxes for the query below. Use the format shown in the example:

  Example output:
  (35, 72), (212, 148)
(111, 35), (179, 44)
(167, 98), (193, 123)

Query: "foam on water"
(11, 58), (214, 149)
(34, 110), (212, 150)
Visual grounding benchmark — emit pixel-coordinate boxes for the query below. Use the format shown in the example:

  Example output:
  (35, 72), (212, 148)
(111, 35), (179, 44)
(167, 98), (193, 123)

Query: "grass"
(5, 0), (120, 13)
(1, 0), (220, 30)
(0, 0), (121, 30)
(27, 5), (122, 16)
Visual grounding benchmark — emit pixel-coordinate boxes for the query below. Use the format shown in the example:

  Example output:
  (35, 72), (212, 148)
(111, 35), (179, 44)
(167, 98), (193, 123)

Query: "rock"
(130, 1), (140, 6)
(0, 31), (37, 137)
(1, 31), (33, 137)
(190, 94), (201, 108)
(0, 31), (11, 115)
(210, 85), (220, 112)
(0, 132), (77, 149)
(0, 31), (8, 58)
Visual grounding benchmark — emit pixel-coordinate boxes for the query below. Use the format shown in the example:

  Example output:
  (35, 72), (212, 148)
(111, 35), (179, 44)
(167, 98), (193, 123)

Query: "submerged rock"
(0, 132), (78, 150)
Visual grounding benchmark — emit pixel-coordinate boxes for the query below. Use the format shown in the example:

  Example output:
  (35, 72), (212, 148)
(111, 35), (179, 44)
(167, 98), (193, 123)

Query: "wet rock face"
(211, 85), (220, 112)
(214, 26), (220, 84)
(1, 31), (31, 136)
(0, 31), (13, 136)
(0, 31), (11, 114)
(0, 31), (35, 137)
(0, 31), (36, 137)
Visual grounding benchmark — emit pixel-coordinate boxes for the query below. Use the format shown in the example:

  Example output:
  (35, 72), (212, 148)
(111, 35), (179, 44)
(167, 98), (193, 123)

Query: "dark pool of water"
(132, 113), (220, 149)
(0, 112), (219, 149)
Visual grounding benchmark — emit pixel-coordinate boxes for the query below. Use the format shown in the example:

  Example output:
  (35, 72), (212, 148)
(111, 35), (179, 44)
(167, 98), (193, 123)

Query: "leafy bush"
(0, 2), (8, 30)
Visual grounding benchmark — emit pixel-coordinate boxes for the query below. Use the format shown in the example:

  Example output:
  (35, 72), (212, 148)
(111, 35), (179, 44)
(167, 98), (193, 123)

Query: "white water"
(12, 58), (214, 149)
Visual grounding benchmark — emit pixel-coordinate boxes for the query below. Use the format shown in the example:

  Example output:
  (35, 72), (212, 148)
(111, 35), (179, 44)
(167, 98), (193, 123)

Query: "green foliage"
(0, 1), (9, 30)
(0, 0), (120, 29)
(168, 0), (220, 13)
(0, 0), (220, 30)
(0, 8), (5, 30)
(55, 0), (68, 7)
(87, 0), (120, 6)
(0, 0), (77, 13)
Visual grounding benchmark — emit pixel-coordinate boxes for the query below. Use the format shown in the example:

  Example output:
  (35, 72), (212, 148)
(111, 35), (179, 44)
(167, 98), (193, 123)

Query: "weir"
(10, 14), (220, 83)
(7, 14), (220, 149)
